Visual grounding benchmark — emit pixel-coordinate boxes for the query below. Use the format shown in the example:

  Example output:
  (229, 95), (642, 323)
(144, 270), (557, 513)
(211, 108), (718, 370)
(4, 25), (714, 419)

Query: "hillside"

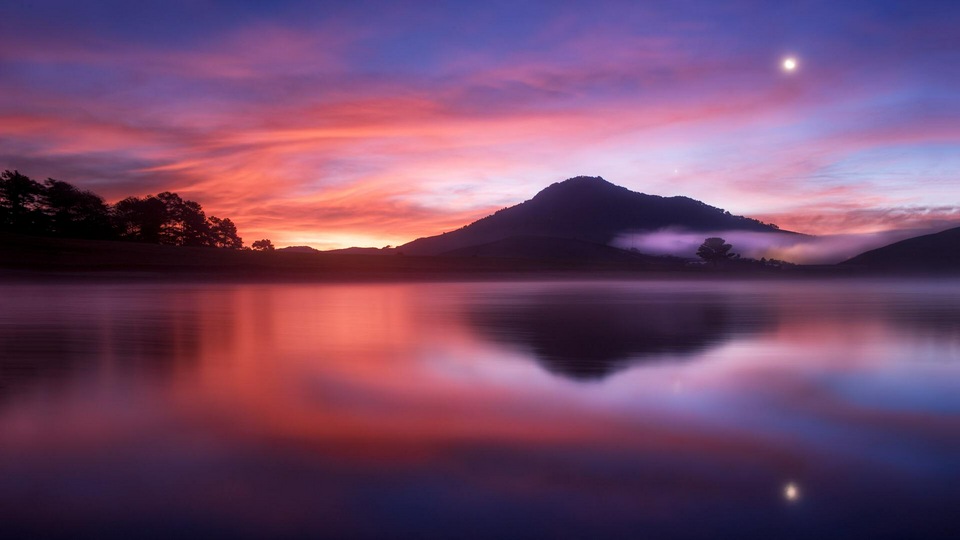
(440, 235), (670, 263)
(399, 176), (783, 256)
(842, 226), (960, 273)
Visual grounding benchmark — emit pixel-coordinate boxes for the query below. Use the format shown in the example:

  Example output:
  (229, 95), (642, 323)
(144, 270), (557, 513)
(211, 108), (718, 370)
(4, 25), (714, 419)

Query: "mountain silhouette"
(467, 289), (775, 380)
(843, 226), (960, 273)
(440, 235), (667, 262)
(277, 245), (320, 253)
(399, 176), (782, 256)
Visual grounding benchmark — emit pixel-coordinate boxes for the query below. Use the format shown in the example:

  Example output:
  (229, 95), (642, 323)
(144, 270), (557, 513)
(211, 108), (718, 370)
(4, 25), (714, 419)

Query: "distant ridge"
(399, 176), (784, 256)
(277, 246), (320, 253)
(323, 246), (394, 255)
(842, 226), (960, 273)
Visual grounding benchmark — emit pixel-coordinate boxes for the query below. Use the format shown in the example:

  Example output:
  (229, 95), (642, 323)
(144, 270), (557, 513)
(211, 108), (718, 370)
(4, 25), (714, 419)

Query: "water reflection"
(0, 285), (226, 402)
(467, 286), (774, 380)
(0, 280), (957, 539)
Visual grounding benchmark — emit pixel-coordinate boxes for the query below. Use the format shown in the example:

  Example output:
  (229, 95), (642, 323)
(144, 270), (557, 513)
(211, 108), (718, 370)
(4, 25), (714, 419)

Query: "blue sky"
(1, 0), (958, 248)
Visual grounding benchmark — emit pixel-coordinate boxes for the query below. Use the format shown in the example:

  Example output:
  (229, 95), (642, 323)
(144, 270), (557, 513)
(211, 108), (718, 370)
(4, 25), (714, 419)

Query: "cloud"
(754, 205), (960, 237)
(1, 2), (959, 248)
(611, 226), (958, 264)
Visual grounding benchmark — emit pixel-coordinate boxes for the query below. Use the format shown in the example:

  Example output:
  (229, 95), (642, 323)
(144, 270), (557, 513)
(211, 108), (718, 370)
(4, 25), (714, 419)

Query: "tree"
(696, 237), (735, 264)
(42, 178), (114, 239)
(112, 195), (168, 243)
(208, 216), (243, 249)
(114, 191), (226, 247)
(157, 192), (212, 246)
(2, 170), (250, 250)
(251, 239), (275, 251)
(0, 170), (46, 233)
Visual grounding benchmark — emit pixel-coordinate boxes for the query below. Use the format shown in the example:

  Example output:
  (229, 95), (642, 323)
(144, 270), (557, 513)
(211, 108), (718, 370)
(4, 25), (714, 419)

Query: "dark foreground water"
(0, 280), (958, 539)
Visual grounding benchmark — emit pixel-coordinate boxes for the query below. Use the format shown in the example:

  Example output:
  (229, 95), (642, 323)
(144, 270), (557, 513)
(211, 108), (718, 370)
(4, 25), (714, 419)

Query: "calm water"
(1, 280), (958, 539)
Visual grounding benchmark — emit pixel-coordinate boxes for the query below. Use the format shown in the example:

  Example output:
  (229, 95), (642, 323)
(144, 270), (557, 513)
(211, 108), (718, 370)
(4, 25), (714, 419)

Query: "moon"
(782, 57), (798, 72)
(784, 481), (800, 502)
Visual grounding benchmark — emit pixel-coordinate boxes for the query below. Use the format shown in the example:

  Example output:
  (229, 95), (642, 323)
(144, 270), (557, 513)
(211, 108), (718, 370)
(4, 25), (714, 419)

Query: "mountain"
(277, 245), (320, 253)
(842, 226), (960, 273)
(281, 246), (397, 255)
(441, 235), (668, 263)
(399, 176), (784, 256)
(323, 246), (395, 255)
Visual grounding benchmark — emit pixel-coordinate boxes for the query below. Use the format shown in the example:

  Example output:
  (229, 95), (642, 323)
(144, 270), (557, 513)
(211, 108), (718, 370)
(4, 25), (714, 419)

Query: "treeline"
(0, 169), (246, 248)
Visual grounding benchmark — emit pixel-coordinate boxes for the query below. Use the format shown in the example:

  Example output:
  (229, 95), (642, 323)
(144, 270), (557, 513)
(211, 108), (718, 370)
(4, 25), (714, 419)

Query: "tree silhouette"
(251, 239), (275, 251)
(696, 237), (735, 264)
(156, 192), (210, 246)
(208, 216), (243, 249)
(1, 170), (249, 249)
(0, 170), (46, 233)
(113, 195), (168, 243)
(112, 192), (244, 248)
(42, 178), (114, 239)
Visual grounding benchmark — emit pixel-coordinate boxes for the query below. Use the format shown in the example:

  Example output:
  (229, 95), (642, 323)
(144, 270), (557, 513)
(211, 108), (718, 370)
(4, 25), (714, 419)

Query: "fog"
(611, 227), (945, 264)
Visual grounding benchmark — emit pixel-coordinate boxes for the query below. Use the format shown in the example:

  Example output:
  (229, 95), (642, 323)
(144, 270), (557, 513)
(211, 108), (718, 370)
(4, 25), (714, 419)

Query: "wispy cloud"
(1, 1), (958, 248)
(612, 226), (956, 264)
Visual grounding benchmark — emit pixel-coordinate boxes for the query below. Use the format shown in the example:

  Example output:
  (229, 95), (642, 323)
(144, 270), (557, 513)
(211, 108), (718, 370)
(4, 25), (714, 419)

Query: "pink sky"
(1, 1), (958, 249)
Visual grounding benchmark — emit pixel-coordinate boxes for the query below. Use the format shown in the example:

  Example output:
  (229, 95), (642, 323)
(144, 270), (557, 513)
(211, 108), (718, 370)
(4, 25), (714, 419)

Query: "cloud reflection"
(1, 281), (959, 538)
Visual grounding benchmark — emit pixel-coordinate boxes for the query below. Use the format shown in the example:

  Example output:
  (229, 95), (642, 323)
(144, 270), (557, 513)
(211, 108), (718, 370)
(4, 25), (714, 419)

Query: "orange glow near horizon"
(1, 4), (958, 250)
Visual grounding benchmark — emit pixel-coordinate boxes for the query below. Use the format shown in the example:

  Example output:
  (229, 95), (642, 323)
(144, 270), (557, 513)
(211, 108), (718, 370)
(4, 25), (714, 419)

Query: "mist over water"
(611, 227), (945, 263)
(1, 280), (958, 539)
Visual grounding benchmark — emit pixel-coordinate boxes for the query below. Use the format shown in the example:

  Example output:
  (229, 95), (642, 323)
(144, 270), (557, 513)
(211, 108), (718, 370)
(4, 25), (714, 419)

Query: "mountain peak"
(550, 175), (610, 187)
(529, 176), (641, 210)
(400, 176), (783, 256)
(534, 175), (627, 198)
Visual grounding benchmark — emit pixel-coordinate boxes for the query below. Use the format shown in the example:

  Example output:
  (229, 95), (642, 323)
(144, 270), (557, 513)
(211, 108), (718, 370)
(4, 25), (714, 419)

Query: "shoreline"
(1, 233), (950, 283)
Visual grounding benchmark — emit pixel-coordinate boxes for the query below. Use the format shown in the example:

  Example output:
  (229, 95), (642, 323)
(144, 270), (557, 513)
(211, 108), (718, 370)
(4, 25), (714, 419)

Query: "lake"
(1, 280), (958, 539)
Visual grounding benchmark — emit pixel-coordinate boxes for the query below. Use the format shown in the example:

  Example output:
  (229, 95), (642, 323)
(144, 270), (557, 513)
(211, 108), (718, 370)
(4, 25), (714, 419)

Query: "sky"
(2, 0), (959, 249)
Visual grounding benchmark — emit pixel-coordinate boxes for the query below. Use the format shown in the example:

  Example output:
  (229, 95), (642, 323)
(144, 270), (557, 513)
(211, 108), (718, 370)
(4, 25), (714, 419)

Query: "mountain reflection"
(467, 288), (774, 380)
(2, 281), (959, 539)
